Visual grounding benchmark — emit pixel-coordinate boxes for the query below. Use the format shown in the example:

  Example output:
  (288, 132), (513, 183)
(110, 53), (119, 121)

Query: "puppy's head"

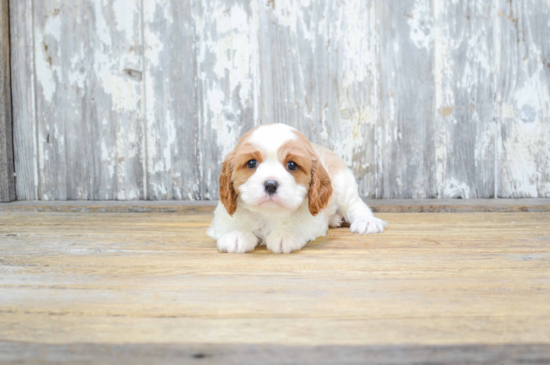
(219, 124), (332, 216)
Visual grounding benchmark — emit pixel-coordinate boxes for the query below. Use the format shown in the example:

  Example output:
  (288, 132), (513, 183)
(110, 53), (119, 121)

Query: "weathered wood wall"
(8, 0), (550, 201)
(0, 0), (15, 202)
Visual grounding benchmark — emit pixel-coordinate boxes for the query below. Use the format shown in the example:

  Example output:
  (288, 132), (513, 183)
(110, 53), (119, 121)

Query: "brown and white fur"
(207, 123), (386, 254)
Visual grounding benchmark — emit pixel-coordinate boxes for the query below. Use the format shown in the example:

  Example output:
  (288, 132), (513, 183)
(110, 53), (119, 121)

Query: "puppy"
(207, 123), (386, 254)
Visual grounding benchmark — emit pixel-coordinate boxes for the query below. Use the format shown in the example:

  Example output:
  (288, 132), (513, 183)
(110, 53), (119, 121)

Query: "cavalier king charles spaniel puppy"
(207, 123), (386, 254)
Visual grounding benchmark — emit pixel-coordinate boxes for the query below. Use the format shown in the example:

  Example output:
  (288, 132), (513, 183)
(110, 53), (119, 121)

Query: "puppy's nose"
(264, 180), (279, 195)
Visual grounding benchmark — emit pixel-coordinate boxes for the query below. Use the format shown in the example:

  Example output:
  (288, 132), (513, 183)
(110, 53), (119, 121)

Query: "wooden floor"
(0, 209), (549, 364)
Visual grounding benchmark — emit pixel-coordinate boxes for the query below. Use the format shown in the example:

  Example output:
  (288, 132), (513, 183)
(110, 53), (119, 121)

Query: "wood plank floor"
(0, 210), (549, 364)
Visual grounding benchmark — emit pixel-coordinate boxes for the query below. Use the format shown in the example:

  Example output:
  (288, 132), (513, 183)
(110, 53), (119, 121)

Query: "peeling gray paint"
(9, 0), (550, 200)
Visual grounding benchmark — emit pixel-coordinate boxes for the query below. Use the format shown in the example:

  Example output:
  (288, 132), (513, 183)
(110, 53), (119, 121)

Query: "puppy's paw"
(266, 233), (307, 254)
(350, 216), (387, 234)
(217, 231), (259, 253)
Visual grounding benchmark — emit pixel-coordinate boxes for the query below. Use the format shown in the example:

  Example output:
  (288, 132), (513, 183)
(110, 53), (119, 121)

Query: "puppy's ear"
(219, 151), (238, 216)
(308, 158), (332, 216)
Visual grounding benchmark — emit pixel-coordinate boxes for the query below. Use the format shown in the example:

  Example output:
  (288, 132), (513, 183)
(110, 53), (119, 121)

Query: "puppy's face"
(219, 124), (332, 216)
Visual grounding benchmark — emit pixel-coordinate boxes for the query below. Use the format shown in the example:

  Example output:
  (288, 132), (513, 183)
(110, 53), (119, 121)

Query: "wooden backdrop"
(8, 0), (550, 201)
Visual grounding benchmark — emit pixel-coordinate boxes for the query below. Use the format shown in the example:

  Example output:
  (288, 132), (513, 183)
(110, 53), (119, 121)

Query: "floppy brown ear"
(308, 159), (333, 216)
(219, 152), (238, 216)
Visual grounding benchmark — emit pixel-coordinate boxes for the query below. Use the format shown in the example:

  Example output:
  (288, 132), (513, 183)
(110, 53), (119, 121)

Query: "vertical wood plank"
(433, 1), (496, 198)
(377, 0), (435, 199)
(257, 0), (379, 197)
(142, 0), (200, 200)
(10, 0), (38, 201)
(33, 0), (144, 200)
(495, 0), (550, 198)
(194, 0), (259, 199)
(0, 0), (15, 202)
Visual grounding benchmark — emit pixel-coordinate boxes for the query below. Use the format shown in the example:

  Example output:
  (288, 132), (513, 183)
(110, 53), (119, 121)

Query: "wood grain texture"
(495, 0), (550, 198)
(194, 0), (259, 200)
(2, 199), (550, 213)
(0, 211), (549, 362)
(0, 0), (15, 202)
(32, 0), (145, 200)
(8, 0), (550, 200)
(9, 0), (38, 201)
(1, 342), (549, 365)
(143, 0), (199, 200)
(377, 0), (435, 199)
(434, 1), (496, 199)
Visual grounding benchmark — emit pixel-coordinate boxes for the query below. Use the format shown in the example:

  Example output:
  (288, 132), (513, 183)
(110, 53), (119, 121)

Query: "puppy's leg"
(265, 206), (329, 254)
(207, 203), (259, 253)
(332, 169), (386, 234)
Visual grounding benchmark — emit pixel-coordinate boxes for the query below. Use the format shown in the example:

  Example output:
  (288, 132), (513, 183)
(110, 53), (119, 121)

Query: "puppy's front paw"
(350, 216), (387, 234)
(217, 231), (259, 253)
(266, 233), (307, 254)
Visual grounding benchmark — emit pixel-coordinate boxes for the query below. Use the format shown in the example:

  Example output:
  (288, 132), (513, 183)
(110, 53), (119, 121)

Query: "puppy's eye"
(247, 160), (258, 169)
(286, 161), (298, 171)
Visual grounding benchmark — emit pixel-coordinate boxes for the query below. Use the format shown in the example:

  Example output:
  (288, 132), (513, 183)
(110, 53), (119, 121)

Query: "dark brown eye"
(247, 160), (257, 169)
(287, 161), (298, 171)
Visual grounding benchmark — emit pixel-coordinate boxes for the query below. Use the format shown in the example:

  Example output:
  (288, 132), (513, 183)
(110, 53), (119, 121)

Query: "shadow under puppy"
(207, 123), (387, 254)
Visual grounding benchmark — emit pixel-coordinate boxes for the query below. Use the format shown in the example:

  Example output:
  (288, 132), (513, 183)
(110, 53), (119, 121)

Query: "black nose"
(264, 180), (278, 195)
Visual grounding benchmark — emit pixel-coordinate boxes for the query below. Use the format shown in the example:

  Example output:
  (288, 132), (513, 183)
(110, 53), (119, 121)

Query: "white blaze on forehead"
(247, 124), (298, 156)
